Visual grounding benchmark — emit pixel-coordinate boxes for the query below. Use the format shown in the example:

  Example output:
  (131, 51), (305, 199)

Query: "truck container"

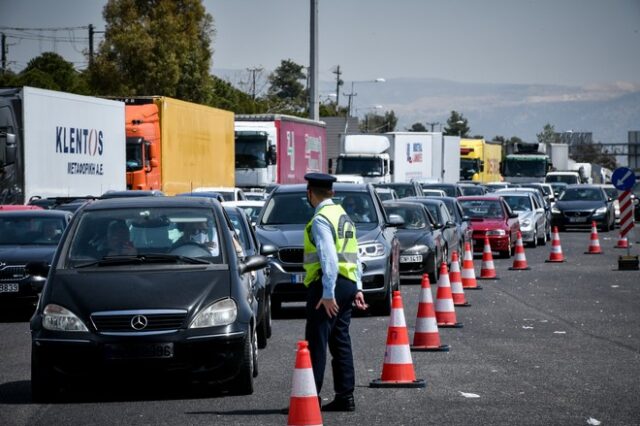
(0, 87), (125, 204)
(460, 138), (503, 182)
(333, 132), (460, 184)
(234, 114), (326, 188)
(124, 97), (234, 195)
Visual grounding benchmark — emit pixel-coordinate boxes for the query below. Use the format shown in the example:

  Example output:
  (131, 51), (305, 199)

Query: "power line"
(0, 26), (88, 31)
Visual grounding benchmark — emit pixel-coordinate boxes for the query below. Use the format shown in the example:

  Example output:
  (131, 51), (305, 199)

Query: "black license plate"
(0, 283), (19, 293)
(105, 343), (174, 360)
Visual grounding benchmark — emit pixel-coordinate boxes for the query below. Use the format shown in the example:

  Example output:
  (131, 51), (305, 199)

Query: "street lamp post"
(343, 78), (385, 133)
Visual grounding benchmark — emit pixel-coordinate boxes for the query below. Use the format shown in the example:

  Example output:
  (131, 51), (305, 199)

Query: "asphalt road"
(1, 229), (639, 426)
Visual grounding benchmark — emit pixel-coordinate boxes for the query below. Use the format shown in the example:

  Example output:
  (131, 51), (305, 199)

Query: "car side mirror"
(446, 220), (456, 228)
(260, 244), (278, 256)
(387, 214), (405, 227)
(239, 255), (269, 275)
(462, 215), (471, 222)
(25, 261), (50, 291)
(509, 212), (519, 219)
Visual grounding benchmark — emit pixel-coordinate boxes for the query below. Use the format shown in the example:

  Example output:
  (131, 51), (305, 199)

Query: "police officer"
(303, 173), (367, 412)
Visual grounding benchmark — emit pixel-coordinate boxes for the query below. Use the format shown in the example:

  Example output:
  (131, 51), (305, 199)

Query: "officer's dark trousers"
(305, 276), (358, 397)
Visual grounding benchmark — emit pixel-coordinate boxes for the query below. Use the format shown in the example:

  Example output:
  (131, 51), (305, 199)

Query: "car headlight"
(358, 242), (385, 258)
(521, 219), (531, 228)
(42, 304), (88, 332)
(595, 206), (607, 215)
(405, 244), (430, 254)
(552, 207), (561, 214)
(486, 229), (506, 236)
(190, 298), (237, 328)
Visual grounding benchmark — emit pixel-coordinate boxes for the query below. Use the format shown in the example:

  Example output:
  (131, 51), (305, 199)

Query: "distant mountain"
(213, 69), (640, 143)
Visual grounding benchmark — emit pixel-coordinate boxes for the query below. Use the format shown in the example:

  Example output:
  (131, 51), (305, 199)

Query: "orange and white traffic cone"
(434, 262), (463, 328)
(287, 341), (323, 426)
(585, 221), (603, 254)
(545, 226), (566, 263)
(615, 233), (629, 249)
(461, 241), (482, 290)
(449, 251), (471, 306)
(478, 236), (498, 280)
(411, 274), (449, 352)
(509, 231), (530, 271)
(370, 291), (426, 388)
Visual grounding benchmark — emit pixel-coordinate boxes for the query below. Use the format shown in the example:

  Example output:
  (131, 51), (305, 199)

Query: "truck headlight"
(358, 242), (385, 258)
(42, 304), (88, 332)
(595, 206), (607, 215)
(190, 298), (237, 328)
(486, 229), (506, 236)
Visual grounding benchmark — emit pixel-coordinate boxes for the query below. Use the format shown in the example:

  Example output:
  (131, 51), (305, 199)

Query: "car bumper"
(398, 251), (436, 280)
(552, 212), (607, 228)
(0, 276), (43, 305)
(471, 233), (510, 252)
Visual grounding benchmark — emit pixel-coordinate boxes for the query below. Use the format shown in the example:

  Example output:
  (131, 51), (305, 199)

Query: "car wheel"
(257, 292), (270, 349)
(442, 244), (449, 266)
(271, 296), (282, 319)
(229, 328), (256, 395)
(528, 228), (538, 248)
(31, 348), (59, 403)
(538, 227), (547, 246)
(499, 237), (512, 258)
(373, 284), (392, 316)
(264, 293), (272, 339)
(428, 252), (439, 283)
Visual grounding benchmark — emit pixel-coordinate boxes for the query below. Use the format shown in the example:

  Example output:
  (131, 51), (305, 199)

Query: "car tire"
(499, 237), (512, 258)
(229, 328), (256, 395)
(373, 284), (392, 316)
(528, 228), (538, 248)
(31, 348), (59, 403)
(264, 293), (273, 339)
(257, 294), (270, 349)
(428, 253), (439, 283)
(271, 296), (282, 319)
(538, 228), (547, 246)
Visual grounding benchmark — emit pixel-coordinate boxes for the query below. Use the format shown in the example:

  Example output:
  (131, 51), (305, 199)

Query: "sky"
(1, 0), (639, 88)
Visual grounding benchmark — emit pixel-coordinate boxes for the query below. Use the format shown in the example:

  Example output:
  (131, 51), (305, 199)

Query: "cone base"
(438, 322), (463, 328)
(370, 378), (426, 388)
(584, 251), (603, 255)
(477, 276), (499, 280)
(508, 266), (531, 270)
(454, 302), (471, 307)
(463, 285), (483, 290)
(411, 344), (450, 352)
(545, 259), (565, 263)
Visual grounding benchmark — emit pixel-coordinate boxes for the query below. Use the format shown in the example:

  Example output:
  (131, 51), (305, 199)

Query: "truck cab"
(334, 153), (391, 184)
(124, 101), (161, 191)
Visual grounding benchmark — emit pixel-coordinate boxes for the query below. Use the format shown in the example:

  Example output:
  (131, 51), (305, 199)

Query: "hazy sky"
(1, 0), (639, 87)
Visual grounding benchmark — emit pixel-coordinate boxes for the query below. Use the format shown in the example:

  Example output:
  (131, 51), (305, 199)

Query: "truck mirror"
(1, 132), (17, 165)
(150, 158), (159, 168)
(328, 158), (333, 174)
(499, 162), (504, 174)
(268, 145), (277, 165)
(479, 160), (485, 172)
(390, 160), (394, 176)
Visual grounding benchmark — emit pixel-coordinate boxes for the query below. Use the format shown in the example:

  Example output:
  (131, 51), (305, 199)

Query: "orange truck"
(124, 97), (234, 194)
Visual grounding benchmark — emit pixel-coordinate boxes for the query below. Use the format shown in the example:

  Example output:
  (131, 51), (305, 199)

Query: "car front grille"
(91, 310), (187, 332)
(279, 248), (304, 264)
(563, 211), (591, 217)
(0, 265), (26, 282)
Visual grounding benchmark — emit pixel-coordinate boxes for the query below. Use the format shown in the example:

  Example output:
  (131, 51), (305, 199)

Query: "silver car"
(498, 192), (547, 247)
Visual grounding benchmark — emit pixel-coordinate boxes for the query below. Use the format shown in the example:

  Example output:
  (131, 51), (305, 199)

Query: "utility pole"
(309, 0), (319, 121)
(1, 33), (6, 74)
(88, 24), (94, 67)
(332, 65), (342, 106)
(426, 121), (441, 132)
(247, 67), (263, 100)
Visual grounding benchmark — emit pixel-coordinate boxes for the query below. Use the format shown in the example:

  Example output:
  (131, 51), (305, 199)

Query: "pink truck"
(234, 114), (327, 188)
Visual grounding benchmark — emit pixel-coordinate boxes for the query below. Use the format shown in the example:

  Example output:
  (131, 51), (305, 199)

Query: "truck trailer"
(333, 132), (460, 184)
(234, 114), (327, 188)
(0, 87), (125, 204)
(124, 97), (234, 195)
(459, 138), (503, 182)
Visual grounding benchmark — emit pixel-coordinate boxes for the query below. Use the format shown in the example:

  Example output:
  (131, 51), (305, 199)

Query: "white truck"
(0, 87), (126, 204)
(332, 132), (460, 184)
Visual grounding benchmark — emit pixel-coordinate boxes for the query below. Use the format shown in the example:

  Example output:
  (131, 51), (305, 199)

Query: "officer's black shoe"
(322, 394), (355, 412)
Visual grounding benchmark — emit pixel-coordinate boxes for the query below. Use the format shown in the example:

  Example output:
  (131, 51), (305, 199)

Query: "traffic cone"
(434, 262), (463, 328)
(584, 221), (603, 254)
(449, 251), (471, 306)
(478, 236), (498, 280)
(509, 231), (531, 271)
(411, 274), (449, 352)
(461, 241), (482, 290)
(287, 341), (323, 426)
(370, 291), (426, 388)
(615, 233), (629, 249)
(545, 226), (566, 263)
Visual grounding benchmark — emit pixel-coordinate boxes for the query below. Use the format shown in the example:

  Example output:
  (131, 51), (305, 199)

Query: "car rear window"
(459, 200), (505, 219)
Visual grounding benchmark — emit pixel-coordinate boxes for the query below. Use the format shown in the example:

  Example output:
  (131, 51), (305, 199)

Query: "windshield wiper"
(75, 253), (211, 268)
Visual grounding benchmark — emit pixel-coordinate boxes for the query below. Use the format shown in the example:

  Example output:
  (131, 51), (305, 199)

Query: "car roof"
(403, 197), (445, 205)
(0, 209), (72, 218)
(383, 200), (427, 208)
(274, 183), (371, 193)
(80, 196), (220, 211)
(564, 184), (602, 189)
(100, 190), (164, 198)
(222, 201), (265, 207)
(495, 192), (532, 198)
(457, 196), (503, 201)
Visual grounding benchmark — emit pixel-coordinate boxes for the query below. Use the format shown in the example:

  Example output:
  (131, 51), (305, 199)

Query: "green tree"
(90, 0), (215, 103)
(408, 122), (427, 132)
(571, 141), (617, 170)
(209, 76), (269, 113)
(537, 123), (560, 145)
(266, 59), (307, 113)
(319, 102), (348, 117)
(361, 110), (397, 133)
(444, 111), (470, 137)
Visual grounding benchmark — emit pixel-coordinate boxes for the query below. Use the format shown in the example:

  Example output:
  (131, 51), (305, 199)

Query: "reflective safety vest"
(303, 203), (359, 286)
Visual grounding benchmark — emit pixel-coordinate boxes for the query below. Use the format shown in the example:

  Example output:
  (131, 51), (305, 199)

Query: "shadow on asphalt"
(185, 409), (283, 416)
(0, 306), (35, 323)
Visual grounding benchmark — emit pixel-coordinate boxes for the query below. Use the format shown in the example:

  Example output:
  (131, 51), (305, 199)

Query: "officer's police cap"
(304, 173), (336, 189)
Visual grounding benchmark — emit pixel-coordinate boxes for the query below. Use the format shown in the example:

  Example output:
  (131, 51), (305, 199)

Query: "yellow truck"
(125, 96), (234, 195)
(459, 138), (502, 182)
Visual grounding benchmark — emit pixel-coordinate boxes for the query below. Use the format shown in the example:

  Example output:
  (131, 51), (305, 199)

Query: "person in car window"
(342, 195), (370, 222)
(105, 220), (136, 256)
(175, 221), (219, 256)
(39, 221), (63, 243)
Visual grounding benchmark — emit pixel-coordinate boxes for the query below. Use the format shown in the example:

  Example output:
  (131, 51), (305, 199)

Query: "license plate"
(400, 255), (423, 263)
(105, 343), (174, 360)
(569, 217), (587, 223)
(0, 283), (19, 293)
(290, 273), (305, 284)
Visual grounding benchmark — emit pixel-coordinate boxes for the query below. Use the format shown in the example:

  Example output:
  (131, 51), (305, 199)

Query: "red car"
(0, 205), (43, 211)
(458, 196), (520, 258)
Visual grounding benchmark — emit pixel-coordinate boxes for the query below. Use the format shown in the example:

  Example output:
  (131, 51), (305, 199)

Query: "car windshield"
(235, 135), (267, 169)
(602, 187), (618, 200)
(336, 157), (383, 177)
(559, 188), (604, 202)
(0, 216), (66, 245)
(422, 185), (455, 197)
(375, 190), (394, 201)
(384, 205), (428, 230)
(375, 184), (416, 198)
(225, 209), (251, 250)
(546, 174), (579, 184)
(239, 205), (263, 223)
(503, 158), (547, 177)
(502, 195), (532, 212)
(460, 186), (484, 196)
(67, 207), (223, 267)
(459, 200), (505, 219)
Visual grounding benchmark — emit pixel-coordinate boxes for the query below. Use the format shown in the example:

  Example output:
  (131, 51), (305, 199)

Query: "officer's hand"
(316, 298), (339, 318)
(354, 291), (368, 310)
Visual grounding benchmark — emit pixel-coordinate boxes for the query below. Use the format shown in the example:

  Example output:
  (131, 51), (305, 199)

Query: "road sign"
(612, 167), (636, 191)
(618, 190), (635, 239)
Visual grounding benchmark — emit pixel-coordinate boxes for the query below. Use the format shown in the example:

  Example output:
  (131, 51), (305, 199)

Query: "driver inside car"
(175, 221), (219, 256)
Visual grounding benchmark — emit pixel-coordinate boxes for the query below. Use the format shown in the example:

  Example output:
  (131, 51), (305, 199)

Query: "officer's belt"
(304, 252), (358, 264)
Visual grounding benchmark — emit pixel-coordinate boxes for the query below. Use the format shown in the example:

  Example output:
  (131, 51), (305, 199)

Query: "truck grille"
(0, 265), (26, 282)
(279, 248), (304, 264)
(91, 311), (187, 332)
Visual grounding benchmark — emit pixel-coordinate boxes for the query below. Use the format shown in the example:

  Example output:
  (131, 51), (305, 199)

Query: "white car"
(422, 189), (447, 197)
(498, 192), (547, 247)
(597, 184), (620, 225)
(222, 200), (265, 225)
(194, 187), (246, 202)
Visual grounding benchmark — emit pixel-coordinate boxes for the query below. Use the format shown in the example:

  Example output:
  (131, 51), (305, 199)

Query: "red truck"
(234, 114), (327, 188)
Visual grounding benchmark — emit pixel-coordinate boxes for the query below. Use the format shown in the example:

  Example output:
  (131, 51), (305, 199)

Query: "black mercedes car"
(551, 185), (615, 231)
(0, 209), (72, 311)
(382, 201), (445, 283)
(28, 197), (268, 401)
